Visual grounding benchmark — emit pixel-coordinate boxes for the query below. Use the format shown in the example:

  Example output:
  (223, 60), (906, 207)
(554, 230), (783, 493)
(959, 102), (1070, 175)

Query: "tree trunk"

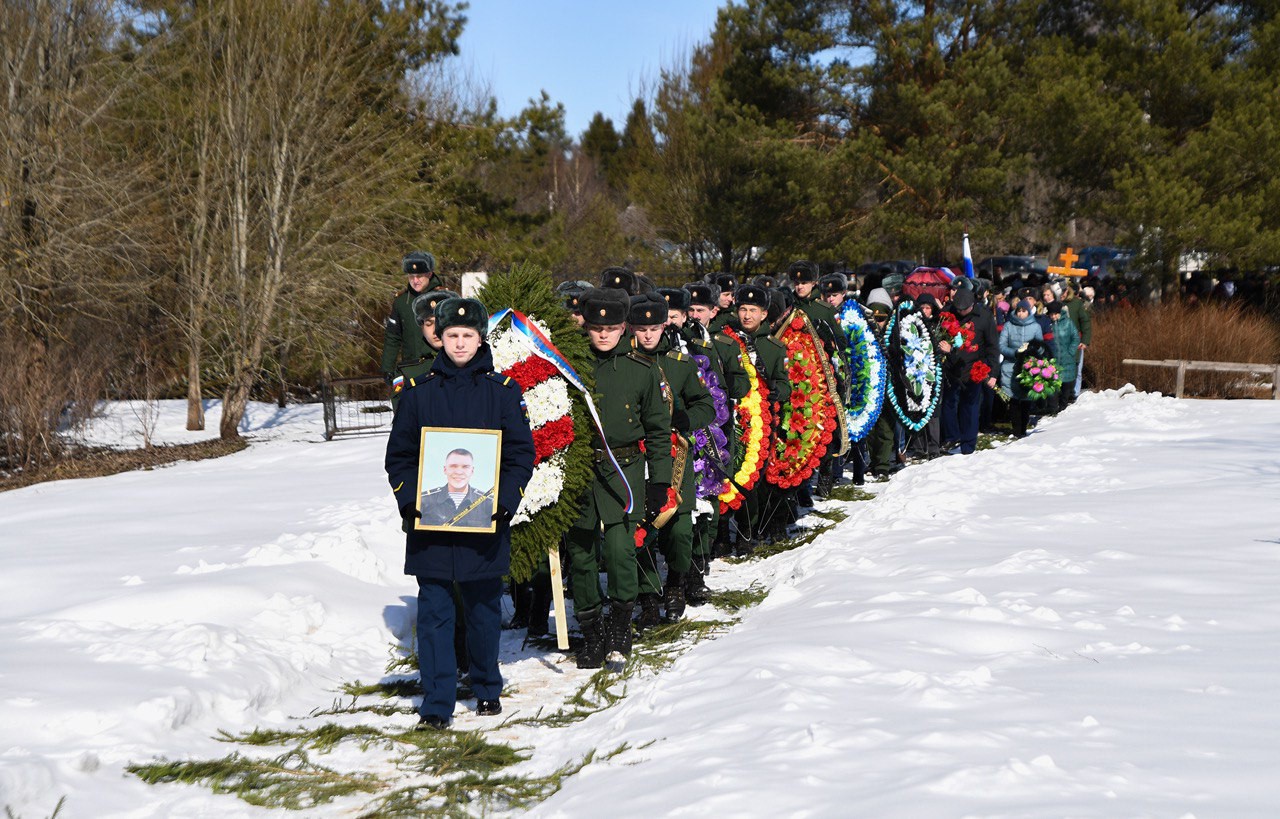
(185, 340), (205, 431)
(220, 379), (249, 440)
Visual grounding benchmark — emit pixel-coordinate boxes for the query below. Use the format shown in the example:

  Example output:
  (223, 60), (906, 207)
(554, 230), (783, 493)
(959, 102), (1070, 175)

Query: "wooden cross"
(1047, 246), (1087, 277)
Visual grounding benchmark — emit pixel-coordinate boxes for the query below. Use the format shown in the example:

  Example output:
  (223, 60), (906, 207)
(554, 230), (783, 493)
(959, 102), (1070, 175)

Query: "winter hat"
(629, 292), (668, 326)
(951, 288), (976, 312)
(1082, 285), (1096, 300)
(635, 274), (658, 294)
(915, 293), (938, 311)
(866, 287), (893, 317)
(751, 274), (779, 289)
(734, 284), (770, 310)
(881, 272), (906, 296)
(579, 287), (631, 325)
(434, 296), (488, 335)
(1047, 301), (1063, 317)
(1014, 299), (1033, 313)
(657, 286), (691, 312)
(685, 283), (720, 308)
(402, 250), (436, 276)
(819, 273), (848, 296)
(412, 289), (460, 325)
(600, 266), (638, 295)
(766, 288), (791, 323)
(949, 276), (974, 291)
(555, 280), (589, 313)
(786, 260), (819, 283)
(713, 274), (738, 293)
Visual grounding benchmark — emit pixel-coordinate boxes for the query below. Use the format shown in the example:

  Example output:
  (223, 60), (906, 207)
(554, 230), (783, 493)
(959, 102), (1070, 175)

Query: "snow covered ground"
(2, 391), (1279, 817)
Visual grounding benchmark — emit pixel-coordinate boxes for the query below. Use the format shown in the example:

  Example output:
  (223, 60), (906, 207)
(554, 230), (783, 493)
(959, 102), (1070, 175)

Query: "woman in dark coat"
(385, 297), (535, 729)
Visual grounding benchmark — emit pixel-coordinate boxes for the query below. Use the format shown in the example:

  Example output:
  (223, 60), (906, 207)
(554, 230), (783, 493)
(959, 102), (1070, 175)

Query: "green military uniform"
(565, 338), (673, 616)
(633, 333), (715, 611)
(381, 286), (440, 378)
(681, 319), (750, 571)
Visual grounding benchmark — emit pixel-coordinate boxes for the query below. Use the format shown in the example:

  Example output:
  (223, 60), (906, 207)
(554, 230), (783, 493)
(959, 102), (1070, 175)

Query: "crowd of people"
(378, 251), (1096, 730)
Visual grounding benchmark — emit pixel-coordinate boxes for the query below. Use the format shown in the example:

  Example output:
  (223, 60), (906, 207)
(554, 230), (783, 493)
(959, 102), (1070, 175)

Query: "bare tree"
(167, 0), (427, 439)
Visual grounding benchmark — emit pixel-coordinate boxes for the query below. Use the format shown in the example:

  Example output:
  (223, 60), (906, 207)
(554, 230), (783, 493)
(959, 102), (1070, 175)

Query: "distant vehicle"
(1077, 246), (1135, 279)
(976, 255), (1041, 281)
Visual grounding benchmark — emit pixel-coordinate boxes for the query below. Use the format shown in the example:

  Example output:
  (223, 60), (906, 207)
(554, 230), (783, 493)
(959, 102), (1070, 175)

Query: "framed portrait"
(415, 427), (503, 534)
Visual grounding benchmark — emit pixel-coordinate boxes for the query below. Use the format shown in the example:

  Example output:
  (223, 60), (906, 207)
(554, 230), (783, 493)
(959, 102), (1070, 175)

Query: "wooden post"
(1175, 361), (1186, 398)
(1274, 365), (1280, 400)
(547, 544), (569, 650)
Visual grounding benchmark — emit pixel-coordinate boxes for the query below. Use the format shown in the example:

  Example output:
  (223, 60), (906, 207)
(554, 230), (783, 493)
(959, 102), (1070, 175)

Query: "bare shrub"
(1089, 302), (1280, 397)
(0, 328), (109, 472)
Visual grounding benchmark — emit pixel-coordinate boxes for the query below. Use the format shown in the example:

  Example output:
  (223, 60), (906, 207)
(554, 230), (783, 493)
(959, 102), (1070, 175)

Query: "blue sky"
(456, 0), (727, 139)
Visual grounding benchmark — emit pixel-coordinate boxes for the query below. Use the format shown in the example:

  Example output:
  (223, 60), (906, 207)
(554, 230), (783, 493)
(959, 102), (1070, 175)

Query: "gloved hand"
(645, 484), (669, 521)
(491, 504), (514, 526)
(399, 503), (421, 522)
(671, 408), (690, 433)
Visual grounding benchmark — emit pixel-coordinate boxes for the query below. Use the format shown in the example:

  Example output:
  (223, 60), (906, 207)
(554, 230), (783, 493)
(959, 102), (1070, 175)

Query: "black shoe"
(476, 699), (502, 716)
(662, 572), (686, 622)
(415, 714), (449, 731)
(636, 593), (662, 631)
(575, 607), (606, 669)
(685, 571), (712, 606)
(606, 601), (635, 658)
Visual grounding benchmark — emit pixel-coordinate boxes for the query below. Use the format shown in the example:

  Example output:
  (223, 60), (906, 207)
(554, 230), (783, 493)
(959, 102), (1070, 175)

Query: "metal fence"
(321, 376), (394, 440)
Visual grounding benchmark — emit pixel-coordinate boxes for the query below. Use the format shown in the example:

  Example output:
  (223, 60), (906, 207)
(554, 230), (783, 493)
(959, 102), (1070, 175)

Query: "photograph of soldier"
(418, 442), (499, 532)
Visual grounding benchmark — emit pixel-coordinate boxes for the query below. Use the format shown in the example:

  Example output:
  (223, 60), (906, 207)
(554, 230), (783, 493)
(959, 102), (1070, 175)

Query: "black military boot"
(662, 572), (686, 622)
(636, 593), (662, 631)
(574, 607), (606, 669)
(684, 569), (712, 606)
(606, 600), (635, 659)
(526, 575), (553, 638)
(507, 580), (532, 629)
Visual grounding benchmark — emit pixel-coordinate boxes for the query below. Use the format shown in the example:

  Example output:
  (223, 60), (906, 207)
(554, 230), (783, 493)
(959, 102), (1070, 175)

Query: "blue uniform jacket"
(384, 344), (535, 580)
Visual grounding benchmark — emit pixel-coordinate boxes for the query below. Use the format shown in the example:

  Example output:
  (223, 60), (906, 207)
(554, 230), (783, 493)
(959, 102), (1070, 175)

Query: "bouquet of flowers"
(1016, 356), (1062, 400)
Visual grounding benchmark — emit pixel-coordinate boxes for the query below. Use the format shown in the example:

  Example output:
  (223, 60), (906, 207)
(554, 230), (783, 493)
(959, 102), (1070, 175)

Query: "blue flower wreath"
(837, 300), (887, 441)
(885, 302), (942, 432)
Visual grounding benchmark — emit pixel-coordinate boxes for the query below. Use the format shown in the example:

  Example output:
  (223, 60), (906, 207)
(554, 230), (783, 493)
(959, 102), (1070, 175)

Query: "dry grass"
(1089, 302), (1280, 398)
(0, 438), (247, 492)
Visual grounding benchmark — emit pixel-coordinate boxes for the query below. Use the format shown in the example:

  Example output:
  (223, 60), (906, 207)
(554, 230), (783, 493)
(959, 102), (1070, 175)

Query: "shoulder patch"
(486, 372), (519, 388)
(688, 338), (712, 349)
(423, 486), (443, 495)
(665, 350), (689, 363)
(626, 352), (653, 367)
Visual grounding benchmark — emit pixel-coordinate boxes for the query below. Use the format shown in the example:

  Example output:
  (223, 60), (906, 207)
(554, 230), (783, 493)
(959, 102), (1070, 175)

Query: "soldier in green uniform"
(708, 274), (737, 333)
(382, 250), (444, 383)
(865, 288), (899, 477)
(628, 293), (716, 627)
(724, 285), (791, 553)
(680, 282), (751, 594)
(566, 287), (672, 668)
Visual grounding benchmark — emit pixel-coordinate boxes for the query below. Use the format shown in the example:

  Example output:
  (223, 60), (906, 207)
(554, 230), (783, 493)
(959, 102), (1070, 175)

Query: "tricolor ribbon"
(489, 307), (634, 514)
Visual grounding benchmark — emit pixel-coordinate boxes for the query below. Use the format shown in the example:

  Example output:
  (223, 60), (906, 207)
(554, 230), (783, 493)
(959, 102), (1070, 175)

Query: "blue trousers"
(415, 576), (503, 720)
(954, 381), (983, 454)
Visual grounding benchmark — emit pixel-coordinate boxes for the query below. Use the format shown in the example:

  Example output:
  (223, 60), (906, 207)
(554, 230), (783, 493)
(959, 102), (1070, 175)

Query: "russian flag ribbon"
(489, 307), (634, 514)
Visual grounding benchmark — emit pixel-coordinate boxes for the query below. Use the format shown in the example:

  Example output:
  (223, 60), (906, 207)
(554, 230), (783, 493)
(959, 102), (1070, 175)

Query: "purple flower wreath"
(691, 352), (732, 498)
